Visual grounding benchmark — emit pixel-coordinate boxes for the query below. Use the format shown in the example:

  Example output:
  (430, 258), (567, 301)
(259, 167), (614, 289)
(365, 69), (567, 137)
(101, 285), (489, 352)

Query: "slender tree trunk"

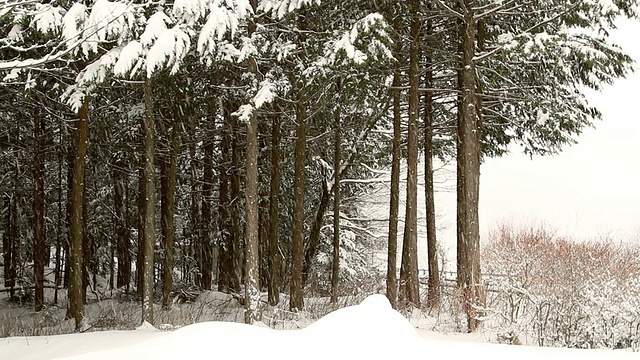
(201, 127), (214, 290)
(244, 0), (261, 322)
(3, 194), (15, 299)
(137, 164), (147, 295)
(82, 179), (90, 303)
(33, 110), (46, 312)
(457, 2), (484, 332)
(330, 79), (342, 304)
(188, 117), (200, 286)
(386, 20), (402, 310)
(67, 100), (89, 331)
(161, 124), (179, 308)
(230, 105), (242, 292)
(267, 110), (282, 305)
(291, 92), (307, 312)
(291, 10), (309, 308)
(301, 178), (328, 286)
(399, 0), (421, 308)
(423, 11), (440, 309)
(141, 78), (156, 324)
(217, 110), (232, 293)
(115, 162), (131, 290)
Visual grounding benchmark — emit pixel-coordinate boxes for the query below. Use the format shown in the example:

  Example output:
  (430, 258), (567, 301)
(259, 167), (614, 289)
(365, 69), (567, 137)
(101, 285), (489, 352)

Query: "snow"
(31, 4), (64, 35)
(113, 40), (143, 77)
(81, 0), (136, 56)
(61, 3), (88, 45)
(253, 79), (276, 108)
(1, 295), (639, 360)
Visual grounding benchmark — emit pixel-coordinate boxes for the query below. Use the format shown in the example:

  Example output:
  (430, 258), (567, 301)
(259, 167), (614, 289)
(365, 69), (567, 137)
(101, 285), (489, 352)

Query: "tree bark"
(141, 78), (156, 324)
(217, 108), (232, 293)
(386, 18), (402, 310)
(200, 128), (214, 290)
(399, 0), (421, 308)
(161, 123), (179, 308)
(3, 194), (16, 300)
(244, 0), (261, 323)
(188, 117), (200, 286)
(267, 109), (282, 306)
(291, 91), (306, 311)
(230, 105), (243, 292)
(137, 166), (145, 296)
(114, 162), (131, 291)
(457, 1), (484, 332)
(291, 9), (308, 308)
(423, 9), (440, 309)
(33, 110), (46, 312)
(67, 100), (89, 331)
(331, 79), (342, 304)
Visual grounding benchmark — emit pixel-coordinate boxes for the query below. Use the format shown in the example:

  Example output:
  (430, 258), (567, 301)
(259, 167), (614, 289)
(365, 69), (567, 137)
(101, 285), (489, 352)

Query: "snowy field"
(1, 295), (638, 360)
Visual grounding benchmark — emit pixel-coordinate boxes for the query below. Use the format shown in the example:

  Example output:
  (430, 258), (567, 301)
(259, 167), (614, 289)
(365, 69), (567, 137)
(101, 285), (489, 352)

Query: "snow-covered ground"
(1, 295), (637, 360)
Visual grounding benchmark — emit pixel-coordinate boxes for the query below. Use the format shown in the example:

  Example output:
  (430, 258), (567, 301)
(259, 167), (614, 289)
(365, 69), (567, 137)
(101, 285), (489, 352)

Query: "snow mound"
(299, 294), (420, 359)
(135, 321), (158, 332)
(53, 294), (418, 360)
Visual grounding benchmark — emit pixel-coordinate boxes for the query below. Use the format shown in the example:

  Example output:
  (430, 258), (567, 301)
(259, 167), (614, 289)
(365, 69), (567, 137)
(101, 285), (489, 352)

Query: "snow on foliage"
(140, 11), (172, 48)
(78, 47), (122, 86)
(7, 24), (24, 42)
(172, 0), (210, 24)
(114, 40), (143, 77)
(253, 79), (276, 108)
(81, 0), (137, 56)
(258, 0), (321, 19)
(146, 26), (191, 76)
(61, 3), (88, 47)
(318, 13), (393, 68)
(31, 3), (65, 35)
(197, 6), (241, 58)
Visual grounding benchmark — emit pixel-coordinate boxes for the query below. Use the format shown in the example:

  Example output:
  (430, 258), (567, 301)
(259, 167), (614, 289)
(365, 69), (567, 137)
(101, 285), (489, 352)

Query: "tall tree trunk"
(457, 2), (484, 332)
(3, 194), (15, 300)
(67, 100), (89, 331)
(201, 127), (214, 290)
(230, 104), (242, 292)
(301, 179), (328, 286)
(423, 10), (440, 309)
(137, 166), (145, 296)
(330, 79), (342, 304)
(141, 78), (156, 324)
(188, 117), (200, 286)
(33, 110), (46, 312)
(386, 19), (402, 310)
(217, 110), (232, 293)
(290, 7), (309, 311)
(244, 0), (260, 323)
(291, 92), (307, 311)
(115, 162), (131, 291)
(267, 110), (282, 305)
(161, 124), (179, 308)
(399, 0), (421, 308)
(55, 120), (64, 304)
(82, 168), (91, 304)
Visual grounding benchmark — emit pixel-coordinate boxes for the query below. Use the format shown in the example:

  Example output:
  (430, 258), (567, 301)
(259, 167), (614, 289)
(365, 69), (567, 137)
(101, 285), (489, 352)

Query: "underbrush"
(0, 287), (370, 337)
(481, 223), (640, 350)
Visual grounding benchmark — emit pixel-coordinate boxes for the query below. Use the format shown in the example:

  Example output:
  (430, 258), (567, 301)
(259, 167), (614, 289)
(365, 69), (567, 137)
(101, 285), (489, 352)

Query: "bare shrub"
(483, 222), (640, 349)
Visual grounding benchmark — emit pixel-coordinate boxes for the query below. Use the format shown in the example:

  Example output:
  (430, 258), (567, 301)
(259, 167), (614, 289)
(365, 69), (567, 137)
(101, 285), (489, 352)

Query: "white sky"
(478, 18), (640, 243)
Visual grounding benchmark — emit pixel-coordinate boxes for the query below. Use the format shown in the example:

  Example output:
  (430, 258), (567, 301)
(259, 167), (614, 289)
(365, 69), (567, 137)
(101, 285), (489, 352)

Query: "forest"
(0, 0), (637, 338)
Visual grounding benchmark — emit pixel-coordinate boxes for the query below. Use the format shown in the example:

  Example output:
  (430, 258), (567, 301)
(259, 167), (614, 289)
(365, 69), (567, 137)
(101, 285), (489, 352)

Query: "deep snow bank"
(51, 294), (416, 360)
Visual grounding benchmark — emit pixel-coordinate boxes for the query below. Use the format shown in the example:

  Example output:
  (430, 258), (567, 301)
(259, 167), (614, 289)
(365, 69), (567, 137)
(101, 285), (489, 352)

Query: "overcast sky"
(478, 17), (640, 243)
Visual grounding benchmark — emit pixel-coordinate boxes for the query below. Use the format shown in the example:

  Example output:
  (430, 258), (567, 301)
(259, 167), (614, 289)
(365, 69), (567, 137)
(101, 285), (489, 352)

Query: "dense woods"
(0, 0), (636, 333)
